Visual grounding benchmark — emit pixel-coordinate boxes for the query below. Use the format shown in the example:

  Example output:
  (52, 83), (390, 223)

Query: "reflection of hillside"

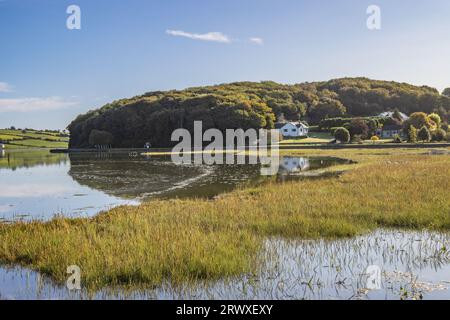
(0, 150), (68, 170)
(67, 153), (208, 199)
(67, 154), (353, 200)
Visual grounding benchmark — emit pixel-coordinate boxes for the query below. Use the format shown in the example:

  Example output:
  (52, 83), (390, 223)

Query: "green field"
(280, 132), (333, 144)
(0, 129), (68, 149)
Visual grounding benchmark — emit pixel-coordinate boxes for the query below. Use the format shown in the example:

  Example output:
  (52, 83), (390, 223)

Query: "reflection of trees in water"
(67, 153), (207, 199)
(0, 150), (68, 171)
(67, 154), (353, 200)
(67, 153), (270, 200)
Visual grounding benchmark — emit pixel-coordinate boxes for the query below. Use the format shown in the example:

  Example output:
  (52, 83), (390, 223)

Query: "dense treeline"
(68, 78), (450, 148)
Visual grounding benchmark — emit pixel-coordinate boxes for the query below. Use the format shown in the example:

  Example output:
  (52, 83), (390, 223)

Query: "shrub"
(392, 134), (402, 143)
(348, 118), (369, 139)
(431, 129), (446, 142)
(370, 136), (380, 144)
(330, 127), (340, 135)
(441, 123), (449, 133)
(334, 127), (350, 143)
(418, 126), (431, 142)
(407, 125), (417, 143)
(428, 113), (441, 128)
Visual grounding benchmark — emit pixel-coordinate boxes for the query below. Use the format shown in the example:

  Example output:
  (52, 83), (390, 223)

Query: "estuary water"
(2, 150), (448, 300)
(0, 149), (350, 221)
(1, 230), (449, 300)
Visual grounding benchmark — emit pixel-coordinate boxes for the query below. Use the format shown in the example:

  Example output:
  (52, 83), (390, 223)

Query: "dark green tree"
(88, 129), (114, 147)
(417, 126), (431, 142)
(334, 127), (350, 143)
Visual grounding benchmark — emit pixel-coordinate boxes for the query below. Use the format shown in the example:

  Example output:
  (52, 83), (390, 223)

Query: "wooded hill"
(68, 78), (450, 148)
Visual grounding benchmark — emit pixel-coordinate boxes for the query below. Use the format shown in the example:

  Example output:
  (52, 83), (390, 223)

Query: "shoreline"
(50, 142), (450, 154)
(0, 147), (449, 290)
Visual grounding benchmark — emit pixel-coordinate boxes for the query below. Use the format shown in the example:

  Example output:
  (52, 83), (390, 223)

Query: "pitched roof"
(378, 111), (409, 121)
(274, 122), (309, 129)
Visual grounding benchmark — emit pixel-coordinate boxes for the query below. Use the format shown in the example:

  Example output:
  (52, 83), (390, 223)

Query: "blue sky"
(1, 0), (450, 129)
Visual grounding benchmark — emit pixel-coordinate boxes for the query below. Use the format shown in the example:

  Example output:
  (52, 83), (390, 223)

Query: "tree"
(392, 109), (403, 122)
(442, 123), (449, 132)
(442, 88), (450, 97)
(417, 126), (431, 142)
(367, 118), (380, 136)
(427, 113), (441, 128)
(348, 118), (369, 139)
(404, 112), (433, 130)
(308, 98), (346, 124)
(334, 127), (350, 143)
(67, 78), (450, 148)
(88, 129), (114, 147)
(431, 128), (446, 142)
(407, 125), (417, 143)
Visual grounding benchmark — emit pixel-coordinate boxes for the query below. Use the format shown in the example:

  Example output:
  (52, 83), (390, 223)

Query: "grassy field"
(0, 147), (449, 290)
(280, 132), (333, 144)
(0, 129), (68, 149)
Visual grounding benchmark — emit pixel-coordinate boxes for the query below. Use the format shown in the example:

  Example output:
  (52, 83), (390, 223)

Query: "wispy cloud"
(0, 82), (13, 93)
(166, 30), (231, 43)
(249, 37), (264, 45)
(0, 96), (77, 112)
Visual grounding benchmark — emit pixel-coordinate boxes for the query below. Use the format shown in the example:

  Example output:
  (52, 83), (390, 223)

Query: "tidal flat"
(0, 148), (449, 299)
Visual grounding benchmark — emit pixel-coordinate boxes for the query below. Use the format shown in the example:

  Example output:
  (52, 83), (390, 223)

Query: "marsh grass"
(0, 148), (449, 290)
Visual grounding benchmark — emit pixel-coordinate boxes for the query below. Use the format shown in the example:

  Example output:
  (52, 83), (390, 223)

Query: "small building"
(275, 122), (309, 138)
(379, 125), (404, 139)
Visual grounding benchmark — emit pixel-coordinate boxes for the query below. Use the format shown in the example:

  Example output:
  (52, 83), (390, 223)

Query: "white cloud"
(0, 82), (12, 93)
(166, 30), (231, 43)
(249, 37), (264, 45)
(0, 96), (77, 112)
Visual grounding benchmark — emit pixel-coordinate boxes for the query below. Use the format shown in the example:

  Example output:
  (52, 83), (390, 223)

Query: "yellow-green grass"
(0, 148), (449, 290)
(8, 139), (68, 148)
(0, 134), (24, 141)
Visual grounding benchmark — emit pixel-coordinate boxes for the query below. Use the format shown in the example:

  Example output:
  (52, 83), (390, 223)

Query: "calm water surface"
(2, 150), (448, 300)
(0, 149), (350, 221)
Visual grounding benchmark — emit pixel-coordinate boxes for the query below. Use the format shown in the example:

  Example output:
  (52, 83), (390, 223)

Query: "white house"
(377, 124), (405, 139)
(275, 122), (309, 138)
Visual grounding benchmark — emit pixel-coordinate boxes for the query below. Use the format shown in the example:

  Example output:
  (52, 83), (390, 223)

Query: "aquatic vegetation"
(0, 148), (449, 290)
